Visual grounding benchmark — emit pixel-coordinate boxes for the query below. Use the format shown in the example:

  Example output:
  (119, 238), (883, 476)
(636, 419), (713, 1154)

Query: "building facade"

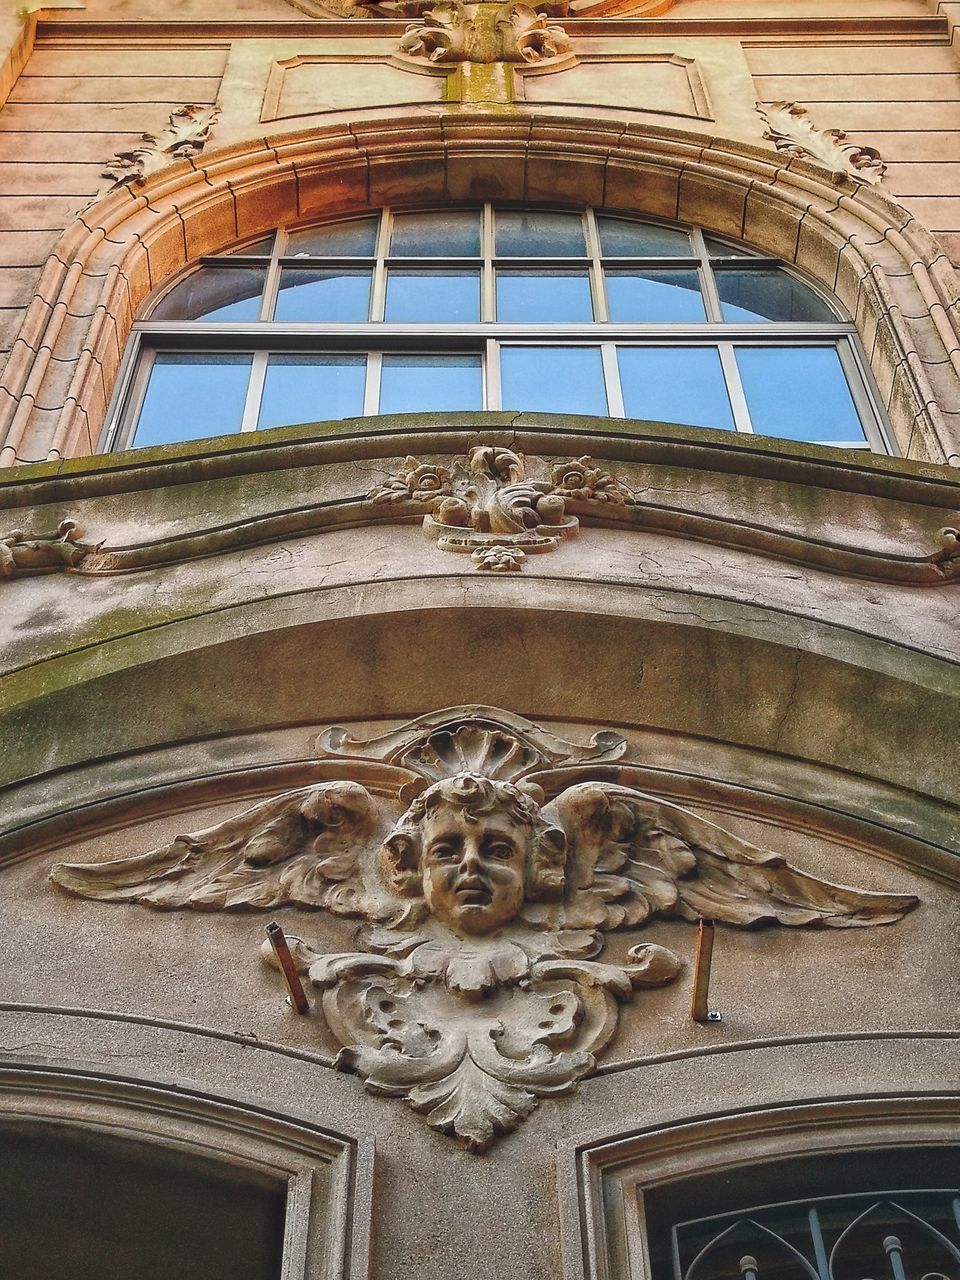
(0, 0), (958, 1277)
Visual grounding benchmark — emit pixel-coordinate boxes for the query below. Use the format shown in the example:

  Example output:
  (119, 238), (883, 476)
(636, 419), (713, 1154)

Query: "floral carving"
(396, 0), (574, 69)
(549, 456), (638, 504)
(472, 544), (525, 571)
(758, 101), (886, 186)
(102, 105), (218, 190)
(51, 706), (918, 1152)
(370, 446), (601, 568)
(370, 456), (454, 503)
(0, 519), (95, 580)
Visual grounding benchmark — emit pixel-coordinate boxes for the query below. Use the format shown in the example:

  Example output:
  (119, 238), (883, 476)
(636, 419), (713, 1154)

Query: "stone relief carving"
(370, 447), (586, 566)
(758, 101), (886, 186)
(1, 472), (956, 588)
(932, 525), (960, 579)
(51, 707), (918, 1152)
(0, 519), (95, 580)
(101, 105), (219, 190)
(395, 0), (575, 69)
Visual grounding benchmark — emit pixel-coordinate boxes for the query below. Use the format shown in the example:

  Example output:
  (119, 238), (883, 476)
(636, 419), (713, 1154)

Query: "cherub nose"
(457, 844), (484, 880)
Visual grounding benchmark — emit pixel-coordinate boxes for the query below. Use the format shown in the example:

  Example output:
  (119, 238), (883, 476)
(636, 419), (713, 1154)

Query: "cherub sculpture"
(51, 708), (918, 1152)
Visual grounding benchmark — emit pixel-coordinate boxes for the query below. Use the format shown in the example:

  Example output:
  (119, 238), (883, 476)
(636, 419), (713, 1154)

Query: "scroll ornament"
(0, 520), (96, 579)
(51, 707), (918, 1152)
(758, 101), (886, 185)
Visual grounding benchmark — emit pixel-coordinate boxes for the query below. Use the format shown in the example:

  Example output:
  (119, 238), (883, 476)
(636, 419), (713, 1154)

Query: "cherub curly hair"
(380, 772), (567, 903)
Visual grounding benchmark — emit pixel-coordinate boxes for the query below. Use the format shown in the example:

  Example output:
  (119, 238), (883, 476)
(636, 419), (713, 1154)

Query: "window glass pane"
(597, 217), (693, 257)
(496, 271), (594, 322)
(0, 1123), (287, 1280)
(500, 346), (607, 415)
(132, 352), (251, 448)
(152, 267), (265, 322)
(704, 234), (754, 257)
(736, 345), (866, 443)
(274, 269), (371, 322)
(384, 270), (481, 322)
(379, 354), (483, 413)
(227, 234), (275, 257)
(606, 270), (706, 322)
(258, 354), (366, 429)
(286, 216), (379, 257)
(716, 268), (838, 323)
(617, 346), (735, 430)
(495, 209), (586, 257)
(391, 210), (482, 257)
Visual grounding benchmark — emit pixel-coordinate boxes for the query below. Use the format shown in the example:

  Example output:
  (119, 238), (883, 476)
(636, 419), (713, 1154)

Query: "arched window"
(105, 205), (889, 453)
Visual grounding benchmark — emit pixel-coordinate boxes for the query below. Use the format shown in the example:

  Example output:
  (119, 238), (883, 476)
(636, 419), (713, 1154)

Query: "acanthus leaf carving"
(51, 706), (919, 1151)
(758, 101), (886, 186)
(394, 0), (575, 71)
(101, 105), (219, 191)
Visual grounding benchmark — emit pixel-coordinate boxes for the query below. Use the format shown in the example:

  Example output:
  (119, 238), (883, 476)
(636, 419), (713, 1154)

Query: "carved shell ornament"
(51, 707), (918, 1152)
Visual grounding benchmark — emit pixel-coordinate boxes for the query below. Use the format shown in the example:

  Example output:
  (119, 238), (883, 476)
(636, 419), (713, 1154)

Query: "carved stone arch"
(2, 589), (958, 873)
(1, 113), (959, 466)
(560, 1093), (960, 1280)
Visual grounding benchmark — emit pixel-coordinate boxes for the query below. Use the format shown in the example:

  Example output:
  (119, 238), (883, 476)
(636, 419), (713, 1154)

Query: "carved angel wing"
(526, 783), (918, 932)
(50, 781), (410, 922)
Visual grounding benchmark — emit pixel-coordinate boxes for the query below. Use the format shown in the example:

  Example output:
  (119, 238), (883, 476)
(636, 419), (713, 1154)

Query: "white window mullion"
(240, 350), (268, 432)
(718, 342), (754, 433)
(601, 342), (624, 417)
(364, 351), (383, 415)
(485, 337), (501, 410)
(482, 201), (495, 322)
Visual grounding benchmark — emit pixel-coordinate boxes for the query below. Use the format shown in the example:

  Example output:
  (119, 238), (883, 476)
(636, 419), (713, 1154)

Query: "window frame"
(100, 204), (895, 455)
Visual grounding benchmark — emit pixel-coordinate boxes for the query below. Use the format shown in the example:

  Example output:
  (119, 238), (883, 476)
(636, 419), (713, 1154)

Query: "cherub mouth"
(455, 888), (492, 905)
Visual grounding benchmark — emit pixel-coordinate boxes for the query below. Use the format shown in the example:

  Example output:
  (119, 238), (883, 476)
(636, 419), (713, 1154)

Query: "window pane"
(496, 271), (594, 322)
(391, 210), (482, 257)
(227, 234), (275, 257)
(716, 268), (838, 323)
(606, 270), (706, 322)
(597, 217), (693, 257)
(379, 354), (483, 413)
(274, 269), (371, 322)
(736, 346), (866, 443)
(152, 267), (265, 322)
(132, 352), (251, 448)
(704, 234), (754, 257)
(286, 216), (379, 257)
(500, 346), (607, 415)
(617, 346), (734, 429)
(384, 270), (481, 322)
(495, 209), (586, 257)
(258, 354), (366, 429)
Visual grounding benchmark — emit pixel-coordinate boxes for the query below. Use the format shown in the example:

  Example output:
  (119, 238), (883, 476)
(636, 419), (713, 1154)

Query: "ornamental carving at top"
(370, 447), (635, 567)
(51, 707), (918, 1152)
(395, 0), (575, 70)
(758, 101), (886, 186)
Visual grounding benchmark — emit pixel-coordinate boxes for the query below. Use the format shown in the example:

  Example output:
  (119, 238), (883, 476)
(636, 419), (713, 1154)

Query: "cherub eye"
(486, 843), (515, 860)
(430, 843), (459, 862)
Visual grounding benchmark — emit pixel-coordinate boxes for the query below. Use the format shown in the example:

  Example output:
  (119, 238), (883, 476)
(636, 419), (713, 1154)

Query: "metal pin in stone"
(266, 921), (310, 1014)
(691, 918), (722, 1024)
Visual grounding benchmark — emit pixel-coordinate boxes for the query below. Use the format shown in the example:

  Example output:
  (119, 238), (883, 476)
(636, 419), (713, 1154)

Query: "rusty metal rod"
(266, 921), (310, 1014)
(691, 918), (722, 1023)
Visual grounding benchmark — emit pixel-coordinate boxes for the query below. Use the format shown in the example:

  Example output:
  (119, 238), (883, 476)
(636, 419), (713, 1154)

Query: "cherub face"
(419, 808), (528, 935)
